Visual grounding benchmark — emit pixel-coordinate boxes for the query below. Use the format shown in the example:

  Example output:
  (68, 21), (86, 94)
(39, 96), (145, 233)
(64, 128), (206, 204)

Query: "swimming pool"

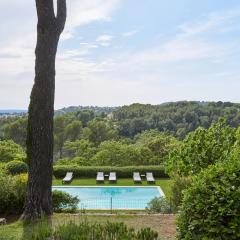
(52, 186), (164, 210)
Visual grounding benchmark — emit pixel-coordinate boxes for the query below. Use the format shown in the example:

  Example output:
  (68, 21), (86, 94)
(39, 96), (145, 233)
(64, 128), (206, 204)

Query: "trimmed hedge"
(53, 165), (169, 178)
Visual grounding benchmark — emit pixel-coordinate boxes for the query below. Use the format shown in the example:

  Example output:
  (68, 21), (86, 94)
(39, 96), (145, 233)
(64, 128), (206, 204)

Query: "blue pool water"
(52, 186), (163, 210)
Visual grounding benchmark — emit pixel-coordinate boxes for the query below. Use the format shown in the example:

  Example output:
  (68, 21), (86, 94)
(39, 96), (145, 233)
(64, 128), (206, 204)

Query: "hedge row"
(53, 165), (169, 178)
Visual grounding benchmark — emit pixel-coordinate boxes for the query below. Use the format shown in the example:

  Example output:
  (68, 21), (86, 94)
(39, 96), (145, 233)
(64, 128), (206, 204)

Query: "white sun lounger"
(62, 172), (73, 184)
(109, 172), (117, 182)
(133, 172), (141, 183)
(96, 172), (104, 183)
(146, 172), (155, 184)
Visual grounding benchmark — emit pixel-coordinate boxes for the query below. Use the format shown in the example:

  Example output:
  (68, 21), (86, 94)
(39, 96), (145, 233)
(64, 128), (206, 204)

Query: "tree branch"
(56, 0), (67, 34)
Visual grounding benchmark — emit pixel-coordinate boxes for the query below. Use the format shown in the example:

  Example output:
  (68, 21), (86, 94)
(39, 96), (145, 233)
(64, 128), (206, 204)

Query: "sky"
(0, 0), (240, 109)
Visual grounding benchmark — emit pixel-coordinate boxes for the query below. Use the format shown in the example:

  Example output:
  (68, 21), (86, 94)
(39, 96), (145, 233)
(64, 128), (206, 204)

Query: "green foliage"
(113, 102), (240, 138)
(54, 114), (77, 158)
(76, 109), (95, 127)
(3, 102), (240, 166)
(135, 130), (179, 164)
(3, 117), (27, 147)
(0, 172), (27, 214)
(63, 139), (97, 160)
(136, 228), (159, 240)
(53, 165), (168, 178)
(30, 221), (159, 240)
(92, 140), (153, 166)
(167, 119), (236, 176)
(64, 120), (82, 141)
(29, 218), (52, 240)
(170, 176), (192, 212)
(56, 157), (88, 166)
(6, 160), (28, 175)
(52, 190), (79, 212)
(61, 131), (178, 166)
(84, 119), (118, 145)
(146, 197), (172, 214)
(0, 140), (26, 163)
(177, 158), (240, 239)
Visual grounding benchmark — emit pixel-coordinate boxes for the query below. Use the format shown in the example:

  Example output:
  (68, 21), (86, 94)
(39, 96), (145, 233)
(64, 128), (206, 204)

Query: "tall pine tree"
(23, 0), (66, 221)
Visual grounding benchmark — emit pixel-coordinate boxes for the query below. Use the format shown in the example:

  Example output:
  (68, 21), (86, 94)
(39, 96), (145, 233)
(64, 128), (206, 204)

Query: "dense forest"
(1, 101), (240, 167)
(113, 101), (240, 138)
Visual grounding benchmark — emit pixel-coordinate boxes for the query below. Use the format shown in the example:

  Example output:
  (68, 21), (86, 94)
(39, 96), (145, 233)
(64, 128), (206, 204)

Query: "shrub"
(0, 172), (27, 214)
(0, 174), (80, 214)
(56, 157), (88, 166)
(53, 165), (169, 178)
(52, 190), (79, 212)
(30, 220), (160, 240)
(0, 140), (26, 163)
(0, 163), (6, 173)
(146, 197), (172, 214)
(167, 119), (236, 176)
(6, 160), (28, 175)
(170, 176), (192, 212)
(177, 158), (240, 239)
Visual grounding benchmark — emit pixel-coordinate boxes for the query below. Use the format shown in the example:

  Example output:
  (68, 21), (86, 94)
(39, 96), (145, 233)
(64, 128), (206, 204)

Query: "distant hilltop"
(1, 101), (239, 116)
(55, 106), (119, 116)
(0, 110), (27, 114)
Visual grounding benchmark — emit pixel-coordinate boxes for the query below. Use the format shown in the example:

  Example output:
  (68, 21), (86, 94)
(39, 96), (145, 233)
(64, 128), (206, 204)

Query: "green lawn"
(53, 178), (172, 198)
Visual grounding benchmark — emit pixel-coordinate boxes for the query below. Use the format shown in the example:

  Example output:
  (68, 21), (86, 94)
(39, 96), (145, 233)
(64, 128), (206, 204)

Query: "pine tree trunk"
(22, 0), (66, 221)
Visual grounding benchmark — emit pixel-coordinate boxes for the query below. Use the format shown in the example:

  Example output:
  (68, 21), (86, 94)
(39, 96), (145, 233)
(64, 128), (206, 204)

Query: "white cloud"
(179, 8), (240, 36)
(122, 29), (139, 37)
(96, 34), (114, 46)
(122, 8), (240, 65)
(65, 0), (120, 39)
(67, 0), (120, 28)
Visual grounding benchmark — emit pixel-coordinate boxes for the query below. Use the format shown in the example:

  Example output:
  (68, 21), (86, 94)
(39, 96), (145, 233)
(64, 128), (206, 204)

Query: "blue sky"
(0, 0), (240, 109)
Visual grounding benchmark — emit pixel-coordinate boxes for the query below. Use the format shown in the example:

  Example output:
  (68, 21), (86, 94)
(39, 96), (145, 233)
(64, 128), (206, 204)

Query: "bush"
(170, 176), (192, 212)
(0, 140), (26, 163)
(167, 119), (236, 176)
(6, 160), (28, 175)
(0, 172), (27, 214)
(177, 158), (240, 239)
(30, 221), (159, 240)
(146, 197), (172, 214)
(0, 174), (80, 214)
(56, 157), (87, 166)
(52, 190), (79, 212)
(53, 165), (169, 178)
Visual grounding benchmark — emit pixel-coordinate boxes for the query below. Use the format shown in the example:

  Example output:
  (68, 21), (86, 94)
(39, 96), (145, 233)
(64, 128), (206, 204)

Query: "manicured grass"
(53, 178), (173, 198)
(0, 214), (176, 240)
